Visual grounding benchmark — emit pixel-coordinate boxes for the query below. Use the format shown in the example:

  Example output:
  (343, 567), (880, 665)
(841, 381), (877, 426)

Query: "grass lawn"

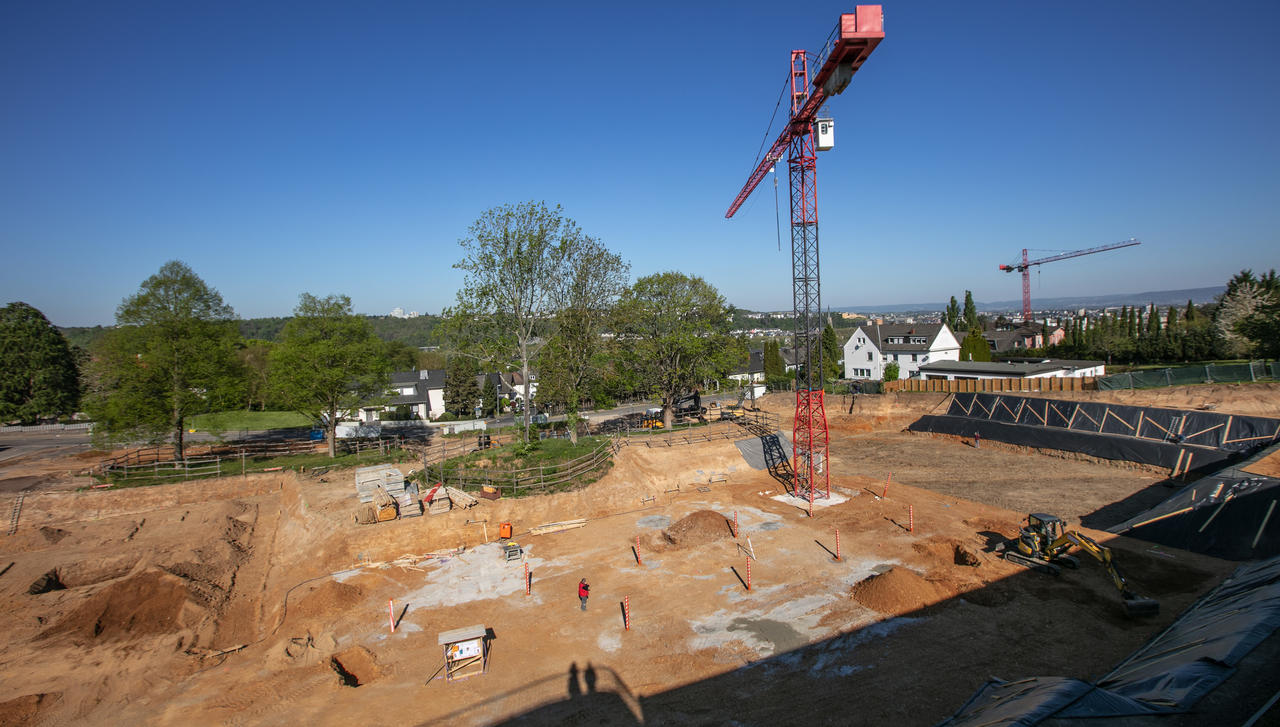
(422, 436), (614, 497)
(186, 410), (313, 432)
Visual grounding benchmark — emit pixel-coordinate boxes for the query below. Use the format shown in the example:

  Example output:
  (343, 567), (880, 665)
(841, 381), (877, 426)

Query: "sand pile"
(661, 510), (733, 548)
(39, 570), (199, 643)
(286, 581), (366, 626)
(850, 567), (950, 615)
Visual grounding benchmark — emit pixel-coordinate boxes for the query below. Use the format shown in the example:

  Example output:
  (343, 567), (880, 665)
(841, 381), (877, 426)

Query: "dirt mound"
(911, 537), (984, 567)
(0, 692), (60, 725)
(287, 580), (366, 625)
(849, 567), (950, 615)
(40, 570), (198, 643)
(661, 510), (732, 548)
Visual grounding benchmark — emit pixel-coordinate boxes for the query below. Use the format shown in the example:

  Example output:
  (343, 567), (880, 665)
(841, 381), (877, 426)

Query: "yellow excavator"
(997, 513), (1160, 618)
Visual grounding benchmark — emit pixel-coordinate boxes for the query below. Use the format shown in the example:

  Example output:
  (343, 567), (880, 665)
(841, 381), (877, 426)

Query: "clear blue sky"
(3, 1), (1277, 326)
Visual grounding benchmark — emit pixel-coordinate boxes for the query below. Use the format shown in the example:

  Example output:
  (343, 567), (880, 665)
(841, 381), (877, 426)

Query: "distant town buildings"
(389, 307), (421, 319)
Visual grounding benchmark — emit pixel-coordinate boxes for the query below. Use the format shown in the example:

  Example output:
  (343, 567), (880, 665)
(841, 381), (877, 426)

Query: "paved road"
(0, 391), (747, 470)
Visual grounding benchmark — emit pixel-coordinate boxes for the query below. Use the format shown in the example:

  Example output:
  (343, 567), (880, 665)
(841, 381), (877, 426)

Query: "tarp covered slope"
(935, 555), (1280, 726)
(1109, 441), (1280, 560)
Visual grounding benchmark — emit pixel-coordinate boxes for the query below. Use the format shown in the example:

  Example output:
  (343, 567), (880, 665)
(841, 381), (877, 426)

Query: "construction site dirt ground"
(0, 385), (1276, 726)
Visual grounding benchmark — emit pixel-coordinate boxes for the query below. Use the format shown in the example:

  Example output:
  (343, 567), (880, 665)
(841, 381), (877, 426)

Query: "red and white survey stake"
(524, 562), (530, 595)
(733, 510), (739, 539)
(746, 556), (752, 591)
(624, 596), (631, 631)
(835, 528), (841, 561)
(909, 505), (915, 533)
(883, 472), (892, 498)
(635, 535), (642, 566)
(388, 599), (396, 634)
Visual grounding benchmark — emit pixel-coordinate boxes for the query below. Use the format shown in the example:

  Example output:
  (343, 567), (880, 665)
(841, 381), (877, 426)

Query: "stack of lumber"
(398, 480), (422, 518)
(355, 503), (379, 525)
(444, 486), (478, 509)
(355, 466), (408, 502)
(428, 486), (452, 515)
(373, 486), (399, 522)
(529, 518), (587, 536)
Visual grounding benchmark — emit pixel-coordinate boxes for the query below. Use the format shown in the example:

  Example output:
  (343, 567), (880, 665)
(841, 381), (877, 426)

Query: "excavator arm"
(1056, 531), (1159, 617)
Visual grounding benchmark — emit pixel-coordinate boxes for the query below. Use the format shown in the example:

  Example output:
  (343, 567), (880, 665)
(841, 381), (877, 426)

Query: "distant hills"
(829, 286), (1225, 315)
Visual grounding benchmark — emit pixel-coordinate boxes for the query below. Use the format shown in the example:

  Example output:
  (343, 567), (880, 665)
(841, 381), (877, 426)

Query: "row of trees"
(80, 262), (392, 458)
(1043, 270), (1279, 364)
(18, 202), (743, 455)
(442, 202), (742, 440)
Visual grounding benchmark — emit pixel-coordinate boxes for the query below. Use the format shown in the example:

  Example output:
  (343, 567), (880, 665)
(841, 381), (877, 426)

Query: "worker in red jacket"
(578, 578), (590, 611)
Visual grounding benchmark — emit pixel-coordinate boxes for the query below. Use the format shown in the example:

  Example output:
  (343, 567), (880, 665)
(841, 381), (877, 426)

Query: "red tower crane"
(726, 8), (884, 514)
(999, 238), (1142, 321)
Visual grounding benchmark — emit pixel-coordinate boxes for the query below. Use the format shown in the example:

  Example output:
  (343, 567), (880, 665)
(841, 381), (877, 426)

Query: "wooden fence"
(420, 411), (780, 498)
(100, 435), (407, 482)
(423, 439), (619, 496)
(882, 376), (1096, 394)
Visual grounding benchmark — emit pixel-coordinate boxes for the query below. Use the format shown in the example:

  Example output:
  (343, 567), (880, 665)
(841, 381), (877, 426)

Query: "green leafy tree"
(1217, 269), (1280, 358)
(481, 374), (500, 417)
(445, 356), (481, 417)
(0, 302), (81, 423)
(962, 290), (979, 331)
(615, 272), (740, 429)
(83, 261), (240, 459)
(883, 361), (900, 381)
(763, 340), (785, 378)
(959, 326), (992, 362)
(382, 339), (420, 372)
(821, 321), (841, 382)
(535, 237), (630, 420)
(443, 201), (595, 443)
(269, 294), (390, 458)
(236, 339), (274, 411)
(944, 296), (960, 330)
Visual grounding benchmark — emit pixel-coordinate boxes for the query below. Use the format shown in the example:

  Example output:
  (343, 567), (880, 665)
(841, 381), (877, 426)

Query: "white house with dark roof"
(843, 323), (960, 380)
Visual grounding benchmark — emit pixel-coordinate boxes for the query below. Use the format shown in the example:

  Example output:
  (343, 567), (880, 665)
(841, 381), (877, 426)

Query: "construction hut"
(439, 624), (489, 682)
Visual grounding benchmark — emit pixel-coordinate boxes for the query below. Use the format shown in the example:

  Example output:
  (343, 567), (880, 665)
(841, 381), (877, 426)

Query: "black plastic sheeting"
(944, 393), (1280, 454)
(1109, 442), (1280, 560)
(910, 414), (1232, 471)
(910, 394), (1280, 474)
(935, 555), (1280, 726)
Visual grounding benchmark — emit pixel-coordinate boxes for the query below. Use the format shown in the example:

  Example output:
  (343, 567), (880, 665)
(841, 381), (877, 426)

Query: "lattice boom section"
(793, 389), (830, 507)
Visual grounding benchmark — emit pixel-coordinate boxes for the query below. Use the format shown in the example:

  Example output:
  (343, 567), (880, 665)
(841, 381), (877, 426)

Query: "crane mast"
(999, 238), (1142, 321)
(726, 8), (884, 514)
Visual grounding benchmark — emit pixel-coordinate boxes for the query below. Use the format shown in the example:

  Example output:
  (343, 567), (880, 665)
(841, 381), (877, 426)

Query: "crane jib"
(725, 7), (884, 219)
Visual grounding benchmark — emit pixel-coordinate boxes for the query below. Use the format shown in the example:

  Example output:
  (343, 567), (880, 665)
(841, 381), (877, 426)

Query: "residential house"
(729, 350), (765, 384)
(843, 323), (960, 380)
(361, 369), (447, 422)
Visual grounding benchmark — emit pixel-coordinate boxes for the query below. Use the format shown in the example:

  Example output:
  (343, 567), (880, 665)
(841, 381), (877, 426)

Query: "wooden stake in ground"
(389, 599), (396, 634)
(624, 596), (631, 631)
(524, 562), (530, 595)
(635, 535), (642, 566)
(733, 510), (739, 539)
(746, 556), (752, 591)
(909, 505), (915, 533)
(883, 472), (891, 498)
(835, 528), (841, 561)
